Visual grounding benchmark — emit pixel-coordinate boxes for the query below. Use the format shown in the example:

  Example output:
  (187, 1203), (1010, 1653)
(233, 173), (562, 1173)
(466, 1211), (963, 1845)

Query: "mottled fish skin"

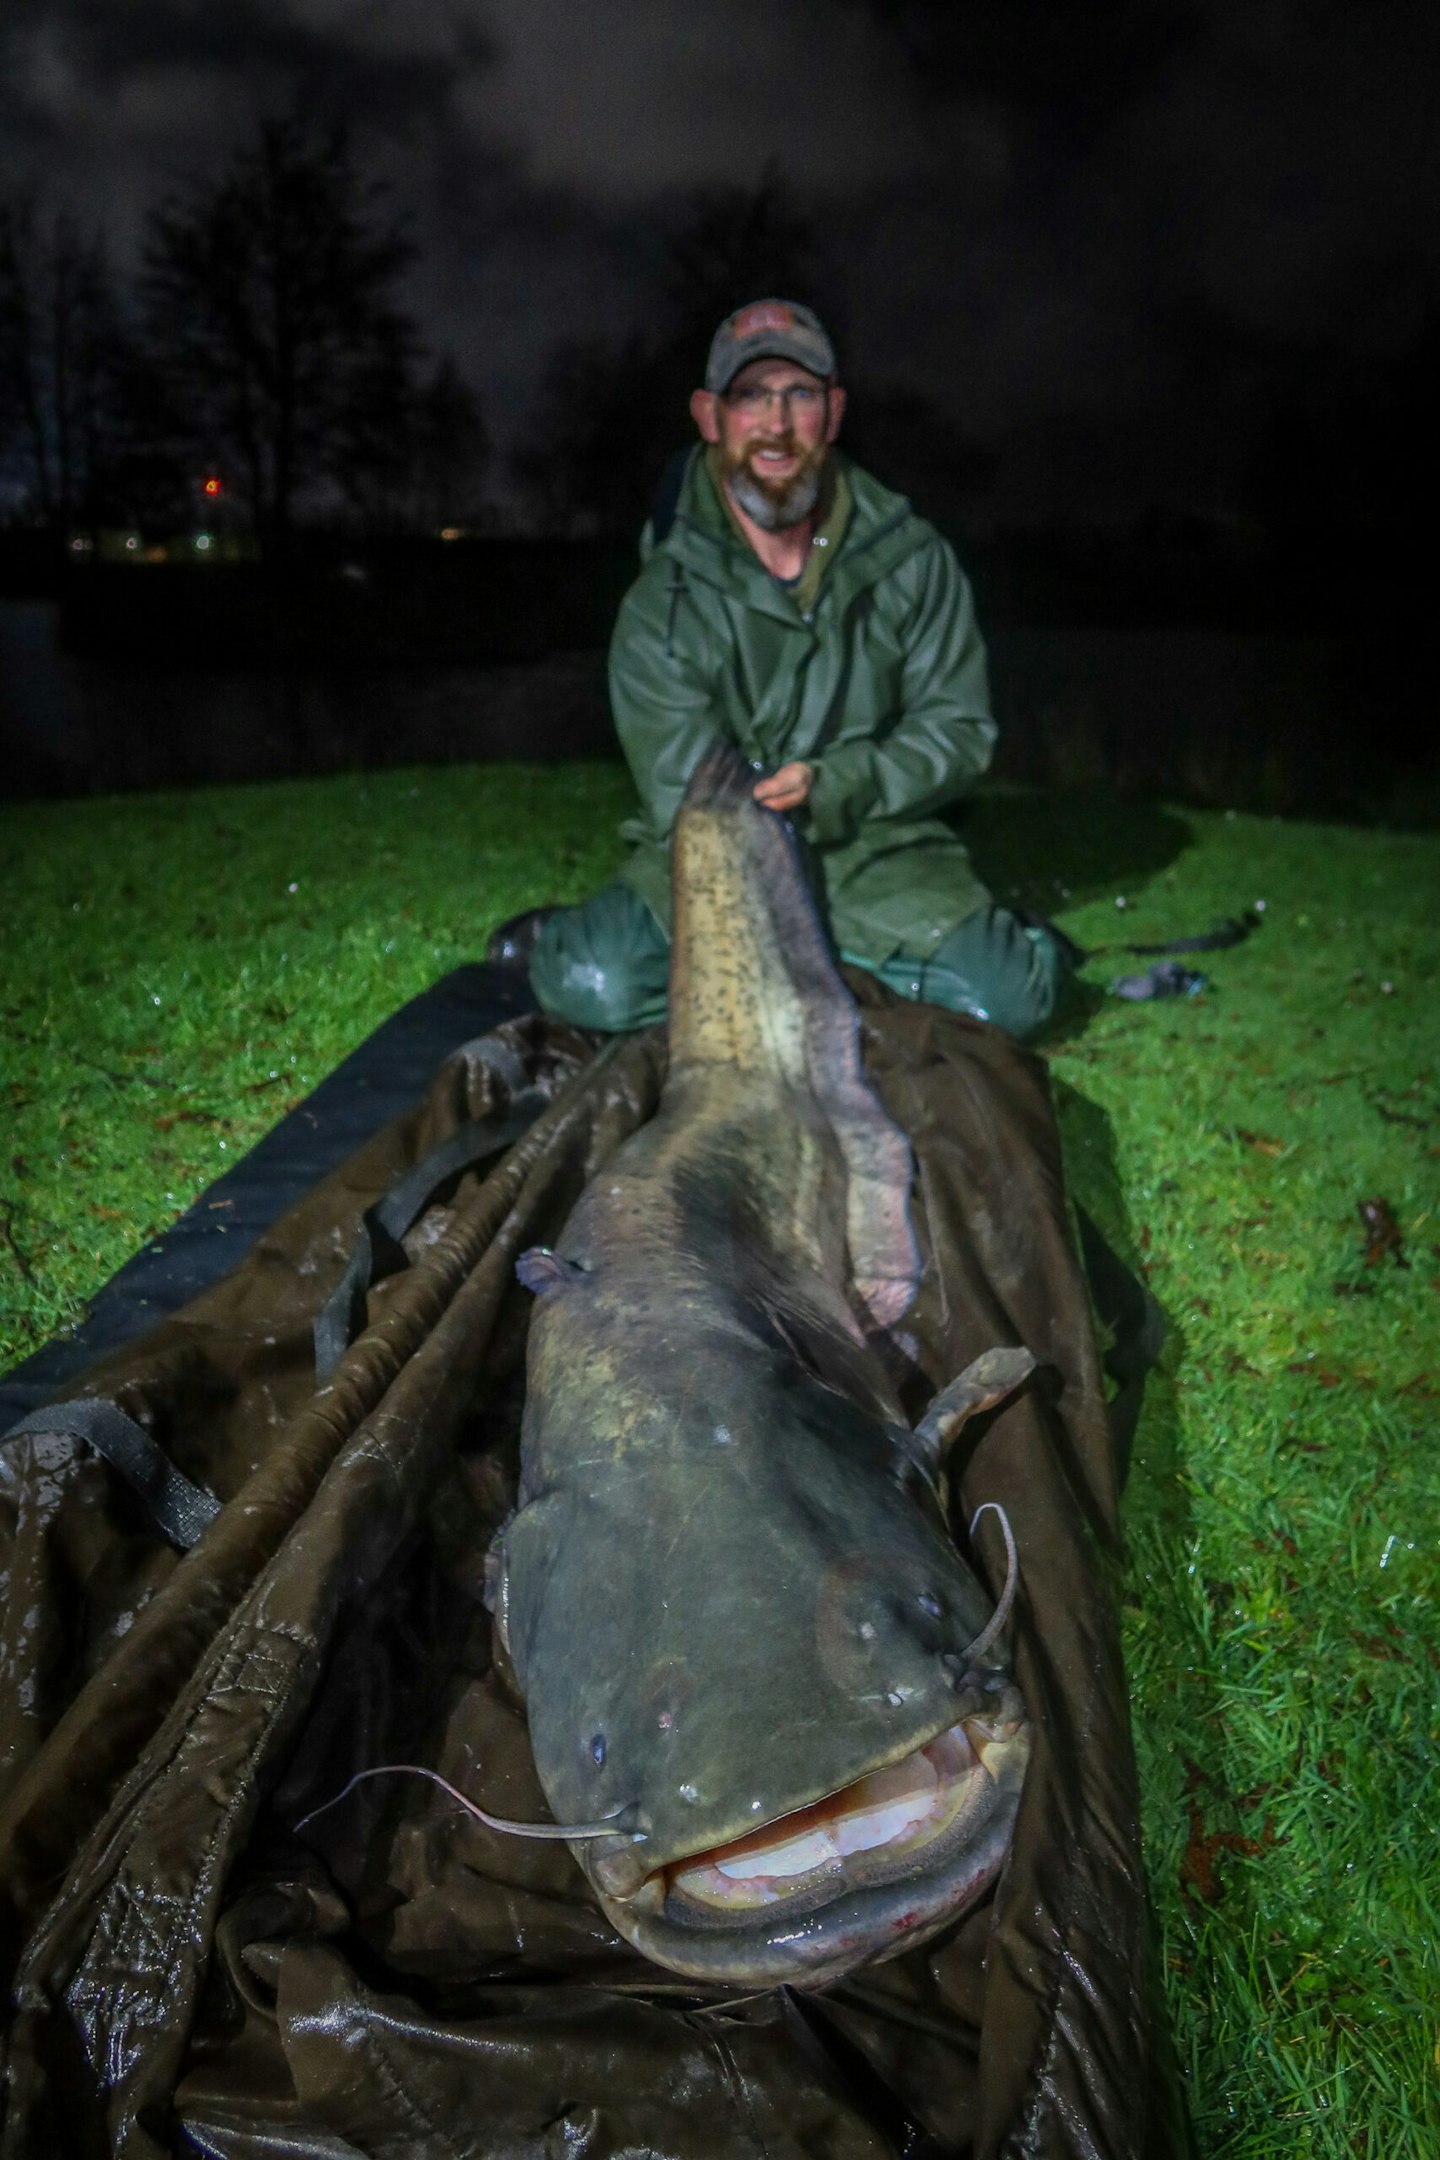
(667, 751), (921, 1330)
(496, 748), (1031, 1986)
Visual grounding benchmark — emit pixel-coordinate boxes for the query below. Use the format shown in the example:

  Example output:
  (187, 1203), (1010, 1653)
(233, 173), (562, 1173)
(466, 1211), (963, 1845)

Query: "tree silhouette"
(662, 161), (823, 350)
(514, 331), (665, 537)
(518, 166), (829, 535)
(338, 353), (489, 533)
(143, 116), (424, 550)
(0, 196), (133, 525)
(516, 168), (999, 538)
(405, 355), (490, 531)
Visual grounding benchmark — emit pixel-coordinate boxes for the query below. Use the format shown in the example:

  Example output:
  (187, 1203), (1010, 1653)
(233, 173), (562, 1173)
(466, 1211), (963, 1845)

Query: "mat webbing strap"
(2, 1398), (221, 1550)
(312, 1090), (548, 1382)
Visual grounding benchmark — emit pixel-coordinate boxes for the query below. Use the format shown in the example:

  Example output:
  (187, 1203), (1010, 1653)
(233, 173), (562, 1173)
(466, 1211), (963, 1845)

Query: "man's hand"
(753, 761), (814, 814)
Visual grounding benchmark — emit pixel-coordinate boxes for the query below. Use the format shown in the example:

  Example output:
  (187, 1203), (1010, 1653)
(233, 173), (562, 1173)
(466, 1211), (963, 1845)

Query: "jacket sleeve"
(608, 562), (732, 848)
(803, 536), (996, 850)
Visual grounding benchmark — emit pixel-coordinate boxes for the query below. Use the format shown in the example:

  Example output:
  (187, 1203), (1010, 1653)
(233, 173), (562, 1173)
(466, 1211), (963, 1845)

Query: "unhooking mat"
(0, 977), (1185, 2159)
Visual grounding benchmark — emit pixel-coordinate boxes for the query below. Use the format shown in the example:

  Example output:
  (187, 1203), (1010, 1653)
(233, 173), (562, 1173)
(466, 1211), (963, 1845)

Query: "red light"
(203, 476), (222, 497)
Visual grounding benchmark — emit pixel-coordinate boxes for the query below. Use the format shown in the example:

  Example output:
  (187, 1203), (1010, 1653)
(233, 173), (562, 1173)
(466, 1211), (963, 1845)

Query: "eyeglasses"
(723, 383), (827, 414)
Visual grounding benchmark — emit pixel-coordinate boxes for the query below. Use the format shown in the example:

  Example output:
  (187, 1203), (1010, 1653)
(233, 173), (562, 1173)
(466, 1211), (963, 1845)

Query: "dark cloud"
(4, 0), (492, 128)
(2, 0), (1436, 520)
(475, 0), (939, 197)
(0, 0), (496, 264)
(827, 0), (1200, 139)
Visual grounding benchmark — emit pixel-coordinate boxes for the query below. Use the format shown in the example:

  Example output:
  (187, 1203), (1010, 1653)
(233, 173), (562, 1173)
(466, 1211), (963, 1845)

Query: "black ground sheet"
(0, 963), (533, 1428)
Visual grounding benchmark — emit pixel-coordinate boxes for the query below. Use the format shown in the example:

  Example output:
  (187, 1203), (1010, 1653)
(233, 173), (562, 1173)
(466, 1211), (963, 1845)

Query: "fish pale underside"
(490, 750), (1035, 1989)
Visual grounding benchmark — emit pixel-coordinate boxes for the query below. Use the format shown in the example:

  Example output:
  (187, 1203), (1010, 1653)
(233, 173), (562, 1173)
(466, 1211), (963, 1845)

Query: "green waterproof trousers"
(530, 882), (1070, 1039)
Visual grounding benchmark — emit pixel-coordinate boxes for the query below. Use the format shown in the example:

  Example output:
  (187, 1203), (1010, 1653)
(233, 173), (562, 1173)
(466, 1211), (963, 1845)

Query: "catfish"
(486, 748), (1035, 1988)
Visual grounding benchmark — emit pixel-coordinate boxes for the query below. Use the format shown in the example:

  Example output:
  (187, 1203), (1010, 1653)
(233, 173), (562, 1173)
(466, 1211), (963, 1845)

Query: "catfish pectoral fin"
(913, 1347), (1038, 1467)
(516, 1247), (585, 1296)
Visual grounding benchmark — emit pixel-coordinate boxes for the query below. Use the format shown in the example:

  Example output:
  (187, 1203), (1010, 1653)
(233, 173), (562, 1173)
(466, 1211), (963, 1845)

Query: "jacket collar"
(658, 448), (926, 619)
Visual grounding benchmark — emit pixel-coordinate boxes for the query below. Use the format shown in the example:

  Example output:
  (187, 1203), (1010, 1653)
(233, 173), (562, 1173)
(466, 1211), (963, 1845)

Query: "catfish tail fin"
(676, 744), (761, 818)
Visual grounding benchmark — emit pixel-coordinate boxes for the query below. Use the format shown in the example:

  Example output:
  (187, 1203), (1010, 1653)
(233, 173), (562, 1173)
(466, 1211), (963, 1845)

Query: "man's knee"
(880, 905), (1072, 1039)
(529, 884), (670, 1033)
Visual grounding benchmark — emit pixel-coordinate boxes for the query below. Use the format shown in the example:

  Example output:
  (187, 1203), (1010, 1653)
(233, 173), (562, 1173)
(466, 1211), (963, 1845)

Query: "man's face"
(690, 359), (846, 531)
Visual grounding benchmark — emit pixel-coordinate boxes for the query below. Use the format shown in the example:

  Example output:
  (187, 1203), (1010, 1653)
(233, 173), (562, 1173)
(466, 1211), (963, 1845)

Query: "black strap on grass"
(1013, 907), (1262, 974)
(1119, 911), (1262, 957)
(1025, 907), (1262, 970)
(312, 1090), (548, 1382)
(2, 1398), (221, 1550)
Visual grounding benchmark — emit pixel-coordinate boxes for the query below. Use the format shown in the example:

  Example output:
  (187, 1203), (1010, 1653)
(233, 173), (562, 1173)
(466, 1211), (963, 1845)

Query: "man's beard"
(722, 436), (826, 531)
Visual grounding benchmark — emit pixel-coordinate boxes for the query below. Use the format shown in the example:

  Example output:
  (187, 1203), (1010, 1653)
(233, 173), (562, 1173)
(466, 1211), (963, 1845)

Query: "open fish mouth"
(589, 1693), (1029, 1989)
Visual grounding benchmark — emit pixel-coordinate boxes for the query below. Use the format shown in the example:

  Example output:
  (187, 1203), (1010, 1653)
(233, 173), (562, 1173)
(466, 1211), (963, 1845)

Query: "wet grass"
(1001, 795), (1440, 2160)
(0, 764), (634, 1359)
(2, 768), (1438, 2156)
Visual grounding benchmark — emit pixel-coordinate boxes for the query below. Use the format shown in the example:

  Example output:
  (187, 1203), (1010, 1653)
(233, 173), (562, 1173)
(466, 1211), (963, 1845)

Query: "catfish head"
(488, 1261), (1034, 1992)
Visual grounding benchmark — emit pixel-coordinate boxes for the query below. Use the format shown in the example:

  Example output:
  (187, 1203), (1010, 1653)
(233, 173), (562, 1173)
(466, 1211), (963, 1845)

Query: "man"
(522, 298), (1069, 1037)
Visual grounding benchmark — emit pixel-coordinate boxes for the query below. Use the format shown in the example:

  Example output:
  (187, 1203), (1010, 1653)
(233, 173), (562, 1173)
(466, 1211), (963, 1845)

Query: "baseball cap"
(704, 298), (837, 393)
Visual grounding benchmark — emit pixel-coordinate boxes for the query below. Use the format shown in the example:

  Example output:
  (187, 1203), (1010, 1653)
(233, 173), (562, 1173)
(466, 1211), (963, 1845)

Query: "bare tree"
(143, 116), (421, 549)
(514, 331), (661, 536)
(0, 195), (127, 524)
(518, 166), (826, 535)
(403, 356), (489, 532)
(338, 352), (489, 534)
(662, 161), (821, 350)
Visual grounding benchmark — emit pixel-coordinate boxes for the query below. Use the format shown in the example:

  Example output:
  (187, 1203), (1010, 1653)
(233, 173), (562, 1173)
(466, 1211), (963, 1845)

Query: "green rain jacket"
(610, 447), (997, 968)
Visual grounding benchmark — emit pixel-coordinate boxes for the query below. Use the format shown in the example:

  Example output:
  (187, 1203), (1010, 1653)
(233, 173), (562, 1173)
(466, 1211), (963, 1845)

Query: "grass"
(0, 765), (630, 1357)
(2, 765), (1438, 2156)
(1007, 796), (1440, 2158)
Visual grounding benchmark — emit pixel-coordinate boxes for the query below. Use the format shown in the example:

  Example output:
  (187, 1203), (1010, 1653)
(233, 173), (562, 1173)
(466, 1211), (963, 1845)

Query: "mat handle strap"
(2, 1398), (221, 1550)
(312, 1089), (548, 1382)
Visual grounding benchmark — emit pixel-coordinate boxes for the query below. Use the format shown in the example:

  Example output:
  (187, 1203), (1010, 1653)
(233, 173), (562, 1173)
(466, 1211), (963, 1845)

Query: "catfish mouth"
(590, 1694), (1028, 1989)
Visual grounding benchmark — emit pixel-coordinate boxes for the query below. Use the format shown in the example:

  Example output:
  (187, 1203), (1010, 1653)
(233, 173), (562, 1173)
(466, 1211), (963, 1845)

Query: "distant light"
(438, 525), (465, 542)
(203, 476), (222, 497)
(195, 533), (212, 551)
(69, 535), (93, 553)
(124, 535), (139, 550)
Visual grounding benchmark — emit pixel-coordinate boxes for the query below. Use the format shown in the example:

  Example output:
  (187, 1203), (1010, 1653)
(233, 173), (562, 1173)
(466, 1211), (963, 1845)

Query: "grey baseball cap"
(704, 298), (837, 393)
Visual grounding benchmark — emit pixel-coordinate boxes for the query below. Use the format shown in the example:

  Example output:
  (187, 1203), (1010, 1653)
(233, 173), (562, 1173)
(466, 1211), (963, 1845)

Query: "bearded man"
(518, 298), (1070, 1038)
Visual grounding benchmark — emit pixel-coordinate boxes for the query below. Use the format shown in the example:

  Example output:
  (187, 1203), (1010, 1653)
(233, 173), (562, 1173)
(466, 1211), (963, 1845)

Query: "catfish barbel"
(485, 749), (1035, 1989)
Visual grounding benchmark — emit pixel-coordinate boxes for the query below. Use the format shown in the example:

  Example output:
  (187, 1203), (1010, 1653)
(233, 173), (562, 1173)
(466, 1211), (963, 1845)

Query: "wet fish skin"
(493, 749), (1032, 1986)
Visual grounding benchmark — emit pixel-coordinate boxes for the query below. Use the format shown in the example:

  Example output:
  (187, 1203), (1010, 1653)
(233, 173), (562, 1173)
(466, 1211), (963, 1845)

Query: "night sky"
(3, 0), (1437, 525)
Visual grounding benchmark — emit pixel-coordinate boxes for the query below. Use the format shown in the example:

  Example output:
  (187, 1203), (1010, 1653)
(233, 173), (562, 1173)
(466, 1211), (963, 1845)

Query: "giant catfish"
(487, 748), (1035, 1989)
